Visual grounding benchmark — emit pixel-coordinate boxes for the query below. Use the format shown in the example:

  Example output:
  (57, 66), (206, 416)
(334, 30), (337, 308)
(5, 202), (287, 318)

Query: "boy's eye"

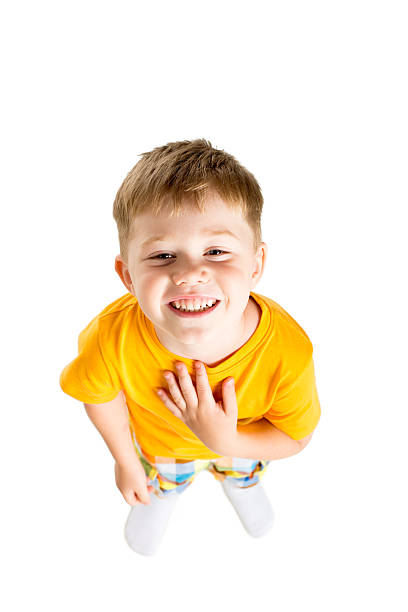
(153, 253), (174, 260)
(207, 249), (226, 256)
(150, 249), (227, 260)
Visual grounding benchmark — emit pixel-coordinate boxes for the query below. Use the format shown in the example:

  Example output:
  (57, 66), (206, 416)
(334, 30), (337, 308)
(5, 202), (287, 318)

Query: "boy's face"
(115, 192), (267, 357)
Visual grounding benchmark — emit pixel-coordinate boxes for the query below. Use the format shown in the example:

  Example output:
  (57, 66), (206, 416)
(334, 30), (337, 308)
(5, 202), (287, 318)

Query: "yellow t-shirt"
(59, 291), (321, 459)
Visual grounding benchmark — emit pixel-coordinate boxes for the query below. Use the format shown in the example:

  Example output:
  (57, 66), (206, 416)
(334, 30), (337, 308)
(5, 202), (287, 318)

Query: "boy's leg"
(124, 450), (210, 556)
(124, 488), (180, 556)
(208, 457), (275, 538)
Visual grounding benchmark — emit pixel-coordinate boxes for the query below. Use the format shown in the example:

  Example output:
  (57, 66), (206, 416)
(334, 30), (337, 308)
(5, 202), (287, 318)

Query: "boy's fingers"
(137, 489), (151, 505)
(137, 486), (150, 504)
(194, 361), (213, 400)
(175, 363), (197, 405)
(123, 486), (151, 506)
(124, 491), (140, 506)
(222, 378), (237, 413)
(146, 477), (155, 494)
(163, 373), (186, 408)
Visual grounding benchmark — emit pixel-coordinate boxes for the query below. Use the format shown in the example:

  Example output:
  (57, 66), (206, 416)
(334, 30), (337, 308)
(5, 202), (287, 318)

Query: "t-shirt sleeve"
(263, 351), (321, 440)
(59, 317), (121, 404)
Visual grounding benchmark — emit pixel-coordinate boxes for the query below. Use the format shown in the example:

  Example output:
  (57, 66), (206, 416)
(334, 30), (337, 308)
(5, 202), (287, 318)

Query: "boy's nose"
(172, 263), (210, 286)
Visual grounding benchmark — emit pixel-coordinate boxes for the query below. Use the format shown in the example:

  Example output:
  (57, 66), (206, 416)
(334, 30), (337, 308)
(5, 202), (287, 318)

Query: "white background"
(1, 1), (407, 610)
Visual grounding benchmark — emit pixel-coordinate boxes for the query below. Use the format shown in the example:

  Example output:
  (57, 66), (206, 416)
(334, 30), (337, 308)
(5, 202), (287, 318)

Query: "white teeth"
(170, 298), (217, 312)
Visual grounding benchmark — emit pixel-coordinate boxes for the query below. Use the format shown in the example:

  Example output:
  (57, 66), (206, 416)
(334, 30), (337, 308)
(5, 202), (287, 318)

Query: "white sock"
(220, 479), (275, 538)
(124, 490), (179, 556)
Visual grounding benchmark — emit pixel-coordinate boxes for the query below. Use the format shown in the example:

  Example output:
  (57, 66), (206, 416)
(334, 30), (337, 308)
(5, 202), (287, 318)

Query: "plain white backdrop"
(1, 0), (407, 610)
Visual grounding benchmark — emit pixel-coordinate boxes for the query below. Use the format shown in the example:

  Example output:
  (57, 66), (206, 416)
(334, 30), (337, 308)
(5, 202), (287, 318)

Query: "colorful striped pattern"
(131, 431), (270, 498)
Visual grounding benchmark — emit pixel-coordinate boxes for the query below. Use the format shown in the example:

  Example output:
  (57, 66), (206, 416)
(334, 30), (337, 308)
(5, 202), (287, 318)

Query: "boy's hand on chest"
(155, 360), (238, 455)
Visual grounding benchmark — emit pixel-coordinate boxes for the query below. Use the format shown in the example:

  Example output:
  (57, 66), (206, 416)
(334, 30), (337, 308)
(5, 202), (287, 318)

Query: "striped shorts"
(131, 434), (270, 499)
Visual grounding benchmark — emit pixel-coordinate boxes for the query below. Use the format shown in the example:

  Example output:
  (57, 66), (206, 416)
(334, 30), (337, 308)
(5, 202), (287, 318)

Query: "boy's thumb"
(139, 489), (151, 505)
(139, 481), (155, 504)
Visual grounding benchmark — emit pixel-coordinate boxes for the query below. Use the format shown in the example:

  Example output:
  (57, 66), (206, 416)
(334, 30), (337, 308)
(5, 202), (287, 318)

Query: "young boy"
(60, 138), (321, 556)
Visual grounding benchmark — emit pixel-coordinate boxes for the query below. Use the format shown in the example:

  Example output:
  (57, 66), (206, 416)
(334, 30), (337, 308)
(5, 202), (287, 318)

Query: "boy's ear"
(250, 242), (267, 288)
(115, 255), (134, 294)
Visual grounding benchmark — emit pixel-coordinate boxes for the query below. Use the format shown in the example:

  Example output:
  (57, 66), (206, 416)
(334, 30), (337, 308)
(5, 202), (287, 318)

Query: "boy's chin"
(164, 320), (220, 343)
(171, 327), (216, 344)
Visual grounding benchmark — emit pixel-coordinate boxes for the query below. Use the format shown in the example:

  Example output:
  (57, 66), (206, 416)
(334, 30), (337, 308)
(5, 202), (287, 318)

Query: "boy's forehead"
(138, 226), (242, 250)
(130, 200), (249, 244)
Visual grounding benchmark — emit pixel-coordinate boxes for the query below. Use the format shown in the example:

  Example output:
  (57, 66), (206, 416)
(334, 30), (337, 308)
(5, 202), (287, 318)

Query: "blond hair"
(113, 139), (263, 261)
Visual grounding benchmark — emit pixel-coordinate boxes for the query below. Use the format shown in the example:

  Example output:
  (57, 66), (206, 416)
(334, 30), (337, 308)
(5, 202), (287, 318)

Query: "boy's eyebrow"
(140, 229), (240, 247)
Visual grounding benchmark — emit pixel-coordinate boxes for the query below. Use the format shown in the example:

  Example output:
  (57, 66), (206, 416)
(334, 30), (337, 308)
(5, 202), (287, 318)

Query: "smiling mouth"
(167, 300), (221, 317)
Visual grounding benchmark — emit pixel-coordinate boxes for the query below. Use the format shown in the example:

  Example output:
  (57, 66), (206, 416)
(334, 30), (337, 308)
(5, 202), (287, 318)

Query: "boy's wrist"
(113, 443), (141, 469)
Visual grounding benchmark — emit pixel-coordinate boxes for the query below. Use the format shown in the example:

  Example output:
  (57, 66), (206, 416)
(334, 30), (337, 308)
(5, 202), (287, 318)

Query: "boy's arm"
(228, 418), (313, 461)
(83, 391), (140, 468)
(84, 391), (154, 506)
